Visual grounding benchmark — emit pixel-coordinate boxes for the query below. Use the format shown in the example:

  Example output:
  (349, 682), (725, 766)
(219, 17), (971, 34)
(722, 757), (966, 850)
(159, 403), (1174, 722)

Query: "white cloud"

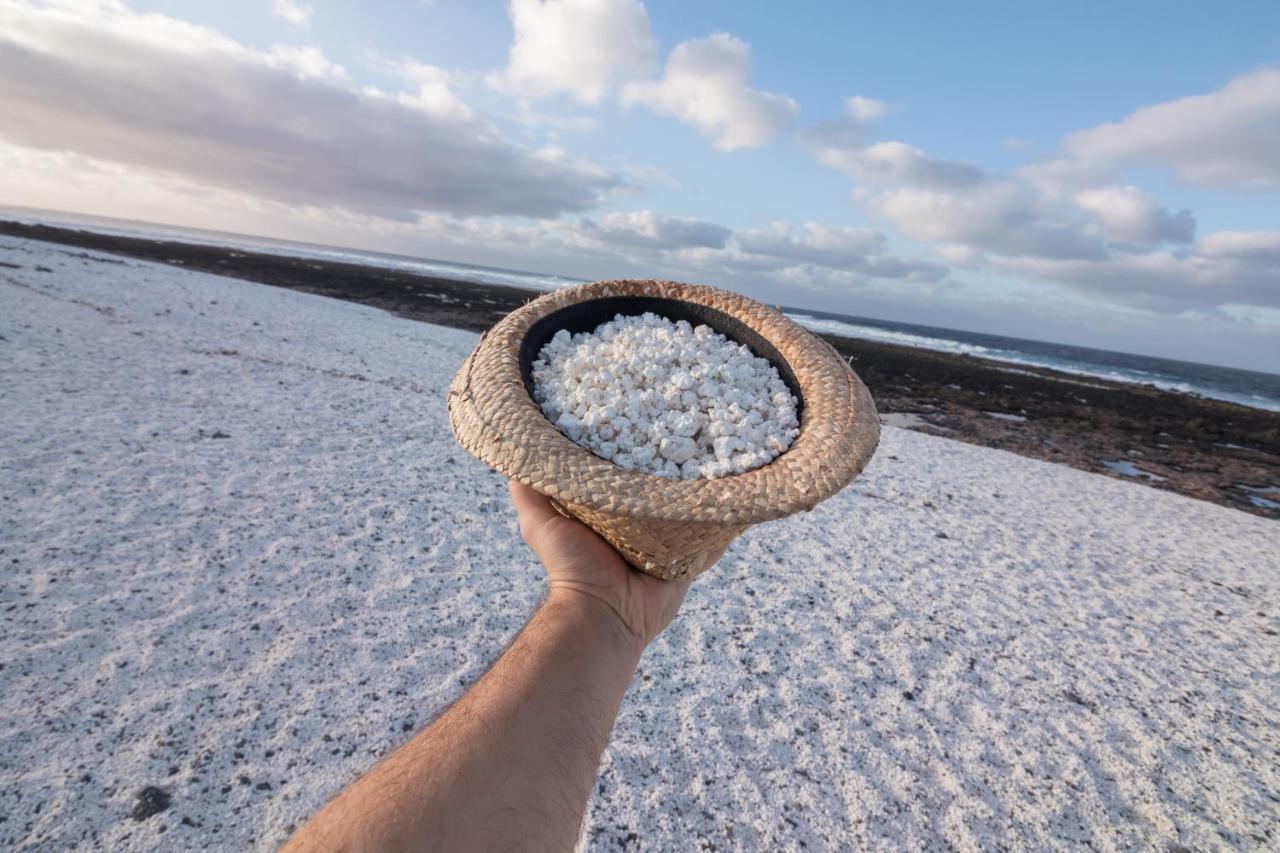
(490, 0), (655, 105)
(1064, 68), (1280, 189)
(803, 97), (1273, 313)
(0, 0), (619, 218)
(798, 95), (890, 161)
(1197, 230), (1280, 263)
(1072, 185), (1195, 246)
(865, 169), (1275, 308)
(574, 209), (731, 250)
(932, 243), (980, 265)
(6, 0), (243, 54)
(266, 44), (349, 82)
(800, 68), (1280, 312)
(995, 234), (1280, 310)
(805, 125), (1275, 310)
(271, 0), (312, 27)
(866, 182), (1106, 261)
(669, 247), (948, 296)
(0, 140), (403, 242)
(388, 59), (472, 120)
(554, 213), (945, 286)
(622, 33), (798, 151)
(844, 95), (889, 122)
(1017, 156), (1114, 196)
(736, 221), (884, 263)
(731, 221), (947, 282)
(815, 140), (984, 189)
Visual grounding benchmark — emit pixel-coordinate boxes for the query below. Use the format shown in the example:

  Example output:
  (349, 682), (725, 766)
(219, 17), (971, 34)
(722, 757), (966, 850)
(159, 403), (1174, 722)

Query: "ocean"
(782, 310), (1280, 413)
(6, 206), (1279, 413)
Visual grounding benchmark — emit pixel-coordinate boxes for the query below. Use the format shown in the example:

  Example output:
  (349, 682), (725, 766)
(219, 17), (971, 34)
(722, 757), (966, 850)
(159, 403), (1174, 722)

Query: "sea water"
(784, 310), (1280, 412)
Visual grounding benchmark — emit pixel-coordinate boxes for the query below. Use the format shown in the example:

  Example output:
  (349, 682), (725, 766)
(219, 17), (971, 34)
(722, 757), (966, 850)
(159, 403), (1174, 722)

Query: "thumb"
(509, 480), (566, 547)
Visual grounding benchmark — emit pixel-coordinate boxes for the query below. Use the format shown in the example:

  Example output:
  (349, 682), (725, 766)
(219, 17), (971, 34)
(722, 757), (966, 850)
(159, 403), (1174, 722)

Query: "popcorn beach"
(4, 241), (1277, 849)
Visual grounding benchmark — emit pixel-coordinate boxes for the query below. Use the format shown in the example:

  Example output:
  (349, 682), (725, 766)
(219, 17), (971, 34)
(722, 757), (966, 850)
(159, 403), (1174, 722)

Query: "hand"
(509, 481), (713, 649)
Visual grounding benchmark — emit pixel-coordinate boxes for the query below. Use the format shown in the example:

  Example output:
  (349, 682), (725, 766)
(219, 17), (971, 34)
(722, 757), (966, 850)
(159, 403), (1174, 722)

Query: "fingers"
(508, 480), (560, 544)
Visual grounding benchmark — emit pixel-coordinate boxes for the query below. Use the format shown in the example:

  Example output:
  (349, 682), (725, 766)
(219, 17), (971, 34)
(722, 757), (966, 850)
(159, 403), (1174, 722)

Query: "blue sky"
(2, 1), (1278, 371)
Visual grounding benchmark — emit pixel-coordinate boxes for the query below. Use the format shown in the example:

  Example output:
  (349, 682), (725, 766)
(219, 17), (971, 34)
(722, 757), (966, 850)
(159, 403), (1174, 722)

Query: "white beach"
(2, 235), (1278, 850)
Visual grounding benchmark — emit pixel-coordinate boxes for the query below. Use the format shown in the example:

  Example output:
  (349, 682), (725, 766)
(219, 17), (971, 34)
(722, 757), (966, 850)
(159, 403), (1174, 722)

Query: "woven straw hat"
(448, 279), (880, 581)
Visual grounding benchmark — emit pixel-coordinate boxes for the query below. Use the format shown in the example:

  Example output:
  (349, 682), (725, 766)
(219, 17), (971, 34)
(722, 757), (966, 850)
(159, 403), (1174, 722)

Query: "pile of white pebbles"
(530, 313), (800, 479)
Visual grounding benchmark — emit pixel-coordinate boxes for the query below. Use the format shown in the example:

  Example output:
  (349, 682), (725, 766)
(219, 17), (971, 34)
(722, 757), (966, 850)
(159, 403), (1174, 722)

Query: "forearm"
(285, 590), (644, 852)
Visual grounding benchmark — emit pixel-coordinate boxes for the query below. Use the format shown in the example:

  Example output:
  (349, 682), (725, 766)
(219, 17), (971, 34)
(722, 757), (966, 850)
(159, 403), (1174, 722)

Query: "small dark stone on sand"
(902, 691), (915, 701)
(254, 781), (272, 791)
(935, 531), (950, 539)
(131, 786), (171, 820)
(1063, 689), (1096, 710)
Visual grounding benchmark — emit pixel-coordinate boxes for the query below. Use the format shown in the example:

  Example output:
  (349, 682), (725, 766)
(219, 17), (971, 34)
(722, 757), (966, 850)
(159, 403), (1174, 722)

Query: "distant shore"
(3, 219), (1276, 519)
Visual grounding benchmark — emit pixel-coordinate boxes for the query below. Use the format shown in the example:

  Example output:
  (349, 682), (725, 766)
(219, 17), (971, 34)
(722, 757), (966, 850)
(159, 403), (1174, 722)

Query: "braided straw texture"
(447, 279), (880, 580)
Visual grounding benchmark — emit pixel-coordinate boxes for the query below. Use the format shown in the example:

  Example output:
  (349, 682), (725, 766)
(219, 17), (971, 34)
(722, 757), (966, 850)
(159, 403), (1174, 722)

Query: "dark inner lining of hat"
(518, 296), (804, 416)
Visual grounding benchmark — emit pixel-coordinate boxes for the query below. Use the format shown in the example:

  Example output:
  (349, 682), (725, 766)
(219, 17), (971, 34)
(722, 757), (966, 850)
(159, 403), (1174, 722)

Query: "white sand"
(1, 235), (1277, 851)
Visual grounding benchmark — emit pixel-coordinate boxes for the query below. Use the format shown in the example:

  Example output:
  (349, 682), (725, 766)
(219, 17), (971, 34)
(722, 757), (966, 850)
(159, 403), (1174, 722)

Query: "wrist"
(543, 587), (646, 663)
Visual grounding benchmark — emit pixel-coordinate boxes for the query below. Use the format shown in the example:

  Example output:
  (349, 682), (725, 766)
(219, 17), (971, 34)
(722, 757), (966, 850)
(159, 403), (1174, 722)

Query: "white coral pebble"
(531, 312), (800, 480)
(659, 435), (697, 464)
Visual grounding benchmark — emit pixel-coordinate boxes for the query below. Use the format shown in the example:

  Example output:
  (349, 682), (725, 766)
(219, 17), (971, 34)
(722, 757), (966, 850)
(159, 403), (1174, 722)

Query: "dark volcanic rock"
(131, 786), (171, 820)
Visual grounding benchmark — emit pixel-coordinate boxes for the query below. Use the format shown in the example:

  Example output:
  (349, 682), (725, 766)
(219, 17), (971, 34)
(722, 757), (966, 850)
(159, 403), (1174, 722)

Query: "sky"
(1, 0), (1278, 372)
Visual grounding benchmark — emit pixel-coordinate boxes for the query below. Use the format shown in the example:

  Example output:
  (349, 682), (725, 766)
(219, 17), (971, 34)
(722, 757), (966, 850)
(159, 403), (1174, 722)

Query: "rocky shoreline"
(3, 219), (1276, 519)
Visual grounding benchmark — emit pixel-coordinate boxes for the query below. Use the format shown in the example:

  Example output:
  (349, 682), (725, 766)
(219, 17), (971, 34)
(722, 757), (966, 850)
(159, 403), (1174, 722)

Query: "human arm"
(283, 481), (698, 852)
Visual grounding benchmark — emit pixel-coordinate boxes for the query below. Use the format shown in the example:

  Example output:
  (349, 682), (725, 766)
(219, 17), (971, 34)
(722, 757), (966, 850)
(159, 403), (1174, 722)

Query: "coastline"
(2, 219), (1276, 519)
